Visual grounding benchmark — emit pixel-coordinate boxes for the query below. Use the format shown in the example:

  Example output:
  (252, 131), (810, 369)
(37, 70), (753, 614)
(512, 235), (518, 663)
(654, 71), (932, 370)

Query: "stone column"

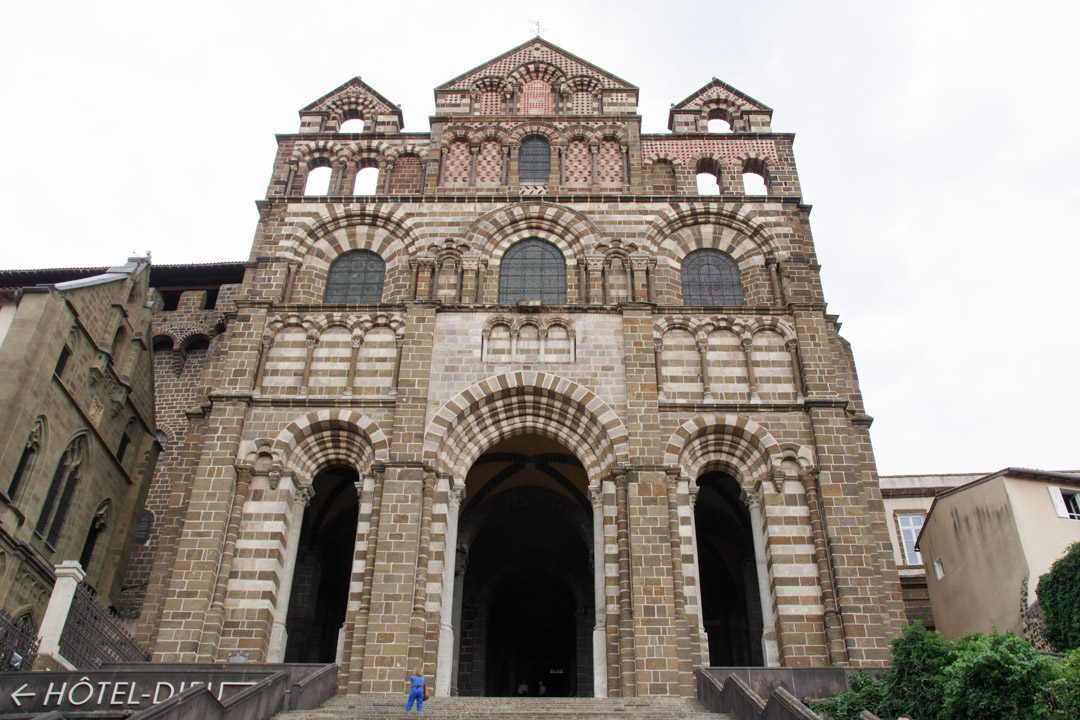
(468, 145), (479, 186)
(766, 257), (785, 305)
(390, 335), (403, 397)
(802, 468), (848, 664)
(685, 479), (709, 663)
(436, 481), (464, 696)
(299, 331), (318, 396)
(268, 479), (313, 661)
(382, 161), (395, 194)
(613, 468), (636, 695)
(450, 546), (468, 695)
(630, 254), (651, 302)
(586, 255), (605, 304)
(343, 465), (386, 693)
(786, 339), (805, 400)
(741, 337), (760, 403)
(252, 336), (273, 393)
(590, 487), (608, 698)
(654, 340), (666, 401)
(665, 470), (694, 695)
(697, 338), (713, 401)
(37, 560), (85, 668)
(744, 486), (780, 666)
(199, 463), (253, 660)
(344, 333), (363, 396)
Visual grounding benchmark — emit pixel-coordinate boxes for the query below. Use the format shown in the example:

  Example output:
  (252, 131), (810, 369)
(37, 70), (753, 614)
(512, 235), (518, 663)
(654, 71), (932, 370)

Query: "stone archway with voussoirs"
(664, 414), (784, 668)
(424, 372), (630, 698)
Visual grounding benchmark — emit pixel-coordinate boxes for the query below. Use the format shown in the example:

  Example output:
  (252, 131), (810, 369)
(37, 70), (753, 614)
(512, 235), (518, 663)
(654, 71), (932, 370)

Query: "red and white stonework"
(132, 39), (905, 698)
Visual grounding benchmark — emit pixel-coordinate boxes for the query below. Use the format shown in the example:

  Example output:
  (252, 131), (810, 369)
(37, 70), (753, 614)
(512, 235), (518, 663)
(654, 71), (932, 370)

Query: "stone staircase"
(273, 695), (731, 720)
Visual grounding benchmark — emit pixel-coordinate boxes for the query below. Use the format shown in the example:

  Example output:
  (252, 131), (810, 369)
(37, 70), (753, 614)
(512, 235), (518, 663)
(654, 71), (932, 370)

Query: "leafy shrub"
(1036, 541), (1080, 652)
(813, 624), (1069, 720)
(940, 631), (1059, 720)
(812, 669), (886, 720)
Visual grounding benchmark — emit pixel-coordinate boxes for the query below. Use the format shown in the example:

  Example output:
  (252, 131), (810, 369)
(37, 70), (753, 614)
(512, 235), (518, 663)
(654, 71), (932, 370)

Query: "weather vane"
(528, 19), (547, 37)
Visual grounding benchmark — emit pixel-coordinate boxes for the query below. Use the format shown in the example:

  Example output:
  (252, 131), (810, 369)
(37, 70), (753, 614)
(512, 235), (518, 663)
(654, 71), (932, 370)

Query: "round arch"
(664, 414), (782, 488)
(424, 372), (629, 482)
(272, 409), (389, 485)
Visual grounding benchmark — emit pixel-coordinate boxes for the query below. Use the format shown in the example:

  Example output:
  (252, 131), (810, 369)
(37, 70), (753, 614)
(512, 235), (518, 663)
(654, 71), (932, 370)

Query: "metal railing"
(59, 581), (150, 668)
(0, 608), (39, 670)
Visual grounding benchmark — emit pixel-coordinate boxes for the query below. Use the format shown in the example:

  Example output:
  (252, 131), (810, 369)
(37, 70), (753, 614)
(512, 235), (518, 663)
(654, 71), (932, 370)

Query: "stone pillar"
(697, 338), (713, 401)
(613, 469), (636, 695)
(468, 145), (479, 186)
(741, 337), (760, 403)
(342, 466), (386, 693)
(630, 254), (651, 302)
(802, 468), (848, 664)
(786, 339), (805, 400)
(685, 479), (710, 663)
(654, 340), (666, 402)
(344, 333), (363, 396)
(299, 331), (318, 395)
(436, 481), (464, 696)
(590, 487), (608, 698)
(586, 255), (605, 304)
(268, 479), (313, 661)
(36, 561), (84, 668)
(766, 256), (785, 305)
(744, 486), (780, 666)
(665, 470), (694, 695)
(252, 336), (273, 393)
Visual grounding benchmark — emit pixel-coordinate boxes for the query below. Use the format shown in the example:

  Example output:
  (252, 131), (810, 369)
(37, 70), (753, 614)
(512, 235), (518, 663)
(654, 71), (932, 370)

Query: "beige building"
(0, 260), (159, 630)
(917, 468), (1080, 641)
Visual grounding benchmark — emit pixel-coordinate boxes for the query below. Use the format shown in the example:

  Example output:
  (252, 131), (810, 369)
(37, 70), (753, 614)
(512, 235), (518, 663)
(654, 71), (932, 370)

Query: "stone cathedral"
(128, 39), (906, 698)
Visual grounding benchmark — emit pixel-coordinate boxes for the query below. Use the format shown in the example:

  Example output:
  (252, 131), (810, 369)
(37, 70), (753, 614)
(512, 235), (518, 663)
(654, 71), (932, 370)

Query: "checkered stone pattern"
(565, 140), (591, 184)
(475, 140), (502, 185)
(596, 140), (623, 185)
(478, 91), (503, 115)
(444, 140), (471, 185)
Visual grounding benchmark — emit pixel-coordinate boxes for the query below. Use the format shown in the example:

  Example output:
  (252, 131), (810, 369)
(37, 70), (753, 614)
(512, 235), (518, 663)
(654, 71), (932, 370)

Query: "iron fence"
(0, 608), (39, 670)
(59, 582), (150, 668)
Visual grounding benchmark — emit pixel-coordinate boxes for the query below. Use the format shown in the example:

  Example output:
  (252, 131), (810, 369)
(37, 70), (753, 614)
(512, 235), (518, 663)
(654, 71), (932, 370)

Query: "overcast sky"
(2, 1), (1077, 476)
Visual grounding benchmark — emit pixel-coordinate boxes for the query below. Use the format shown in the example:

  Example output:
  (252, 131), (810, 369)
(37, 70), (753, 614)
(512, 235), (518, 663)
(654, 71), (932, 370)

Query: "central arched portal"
(455, 436), (593, 697)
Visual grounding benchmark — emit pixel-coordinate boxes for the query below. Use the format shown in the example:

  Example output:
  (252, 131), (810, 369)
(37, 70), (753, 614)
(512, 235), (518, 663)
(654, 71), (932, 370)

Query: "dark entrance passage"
(695, 471), (764, 666)
(284, 465), (359, 663)
(455, 436), (593, 697)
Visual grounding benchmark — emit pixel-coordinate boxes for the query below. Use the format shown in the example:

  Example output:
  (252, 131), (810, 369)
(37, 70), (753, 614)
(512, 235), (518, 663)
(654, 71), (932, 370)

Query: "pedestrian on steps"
(407, 667), (426, 712)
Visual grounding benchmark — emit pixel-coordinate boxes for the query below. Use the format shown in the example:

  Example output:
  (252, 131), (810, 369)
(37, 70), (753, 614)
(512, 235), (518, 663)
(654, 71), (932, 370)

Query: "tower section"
(141, 38), (904, 697)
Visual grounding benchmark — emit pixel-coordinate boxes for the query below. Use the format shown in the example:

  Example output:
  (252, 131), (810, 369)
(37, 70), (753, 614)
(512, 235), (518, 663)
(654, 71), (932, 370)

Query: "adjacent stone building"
(0, 260), (159, 632)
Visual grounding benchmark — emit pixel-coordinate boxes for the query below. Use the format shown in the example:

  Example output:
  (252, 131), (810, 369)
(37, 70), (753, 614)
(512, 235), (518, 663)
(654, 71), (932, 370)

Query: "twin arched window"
(324, 250), (386, 303)
(498, 238), (566, 304)
(682, 249), (744, 306)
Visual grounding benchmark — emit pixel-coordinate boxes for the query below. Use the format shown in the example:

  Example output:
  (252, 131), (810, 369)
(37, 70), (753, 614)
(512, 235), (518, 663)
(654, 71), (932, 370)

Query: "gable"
(671, 78), (772, 113)
(436, 38), (638, 92)
(301, 77), (403, 120)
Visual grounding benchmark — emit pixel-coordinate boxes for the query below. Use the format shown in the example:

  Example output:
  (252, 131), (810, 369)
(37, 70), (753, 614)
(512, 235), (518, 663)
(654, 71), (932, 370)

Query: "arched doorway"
(695, 470), (764, 666)
(284, 465), (359, 663)
(455, 436), (593, 696)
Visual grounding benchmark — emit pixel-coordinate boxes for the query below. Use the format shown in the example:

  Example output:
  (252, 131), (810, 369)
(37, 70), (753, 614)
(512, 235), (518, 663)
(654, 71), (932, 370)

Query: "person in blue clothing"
(406, 667), (426, 712)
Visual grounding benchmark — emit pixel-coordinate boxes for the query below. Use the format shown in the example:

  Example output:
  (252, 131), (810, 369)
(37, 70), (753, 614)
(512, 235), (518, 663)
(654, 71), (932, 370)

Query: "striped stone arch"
(467, 126), (511, 146)
(648, 204), (781, 275)
(744, 316), (797, 341)
(663, 414), (782, 488)
(289, 140), (350, 167)
(346, 140), (393, 166)
(506, 61), (567, 88)
(470, 76), (508, 94)
(424, 372), (630, 481)
(595, 124), (630, 144)
(440, 125), (475, 147)
(642, 151), (682, 167)
(508, 122), (560, 144)
(560, 124), (596, 143)
(324, 94), (381, 128)
(272, 409), (390, 486)
(464, 202), (604, 264)
(386, 144), (425, 162)
(279, 205), (418, 264)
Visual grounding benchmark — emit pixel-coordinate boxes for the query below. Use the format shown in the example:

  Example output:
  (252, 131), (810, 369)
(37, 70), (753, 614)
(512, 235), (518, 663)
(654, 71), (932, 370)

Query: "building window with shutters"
(498, 238), (566, 304)
(519, 135), (551, 184)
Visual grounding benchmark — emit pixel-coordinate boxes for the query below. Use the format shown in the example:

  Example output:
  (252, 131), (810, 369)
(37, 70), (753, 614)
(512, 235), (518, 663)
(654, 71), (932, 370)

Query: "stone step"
(274, 695), (730, 720)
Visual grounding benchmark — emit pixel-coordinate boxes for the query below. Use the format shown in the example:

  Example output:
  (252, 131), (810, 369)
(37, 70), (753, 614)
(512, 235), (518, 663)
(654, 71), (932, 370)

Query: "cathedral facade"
(132, 39), (905, 697)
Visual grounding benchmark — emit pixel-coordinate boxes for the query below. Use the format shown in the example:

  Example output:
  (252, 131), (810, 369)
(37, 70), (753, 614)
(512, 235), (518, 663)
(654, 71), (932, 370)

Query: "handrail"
(697, 667), (827, 720)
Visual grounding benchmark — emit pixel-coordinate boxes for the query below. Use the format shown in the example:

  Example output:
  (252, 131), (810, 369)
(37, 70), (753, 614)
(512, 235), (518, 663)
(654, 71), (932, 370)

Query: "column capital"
(54, 560), (86, 582)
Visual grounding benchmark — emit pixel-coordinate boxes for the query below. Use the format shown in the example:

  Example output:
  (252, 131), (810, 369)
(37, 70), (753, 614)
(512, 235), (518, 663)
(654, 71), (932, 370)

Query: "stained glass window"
(682, 249), (743, 306)
(324, 250), (385, 303)
(519, 136), (551, 184)
(499, 238), (566, 304)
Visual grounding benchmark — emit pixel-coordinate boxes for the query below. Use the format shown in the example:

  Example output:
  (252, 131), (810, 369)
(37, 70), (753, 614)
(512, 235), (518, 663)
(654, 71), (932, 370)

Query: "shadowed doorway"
(284, 465), (359, 663)
(455, 436), (593, 696)
(695, 470), (764, 666)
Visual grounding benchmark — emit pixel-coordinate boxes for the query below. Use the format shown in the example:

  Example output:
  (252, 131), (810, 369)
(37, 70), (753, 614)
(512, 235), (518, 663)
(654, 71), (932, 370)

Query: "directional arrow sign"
(11, 683), (34, 707)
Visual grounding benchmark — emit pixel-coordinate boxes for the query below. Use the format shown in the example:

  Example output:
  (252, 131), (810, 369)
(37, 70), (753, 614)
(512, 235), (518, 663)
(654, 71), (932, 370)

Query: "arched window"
(324, 250), (386, 303)
(519, 135), (551, 184)
(338, 117), (364, 133)
(682, 249), (744, 306)
(498, 238), (566, 304)
(36, 435), (87, 548)
(8, 416), (45, 501)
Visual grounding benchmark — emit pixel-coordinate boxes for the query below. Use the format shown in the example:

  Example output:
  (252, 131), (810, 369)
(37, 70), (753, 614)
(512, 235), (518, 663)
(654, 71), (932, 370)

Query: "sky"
(2, 1), (1077, 476)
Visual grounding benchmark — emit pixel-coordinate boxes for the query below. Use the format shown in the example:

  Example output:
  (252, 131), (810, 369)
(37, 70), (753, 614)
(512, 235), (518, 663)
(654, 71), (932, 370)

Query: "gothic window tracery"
(682, 249), (744, 306)
(324, 250), (386, 303)
(498, 238), (566, 304)
(36, 434), (88, 549)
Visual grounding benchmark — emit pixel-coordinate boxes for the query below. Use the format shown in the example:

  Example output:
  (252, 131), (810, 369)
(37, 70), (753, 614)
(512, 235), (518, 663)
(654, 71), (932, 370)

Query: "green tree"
(941, 631), (1059, 720)
(1036, 541), (1080, 652)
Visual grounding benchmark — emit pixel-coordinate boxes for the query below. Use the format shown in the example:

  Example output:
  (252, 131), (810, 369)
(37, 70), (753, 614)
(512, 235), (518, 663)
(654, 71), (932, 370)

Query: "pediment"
(436, 38), (637, 92)
(301, 77), (402, 118)
(670, 78), (772, 113)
